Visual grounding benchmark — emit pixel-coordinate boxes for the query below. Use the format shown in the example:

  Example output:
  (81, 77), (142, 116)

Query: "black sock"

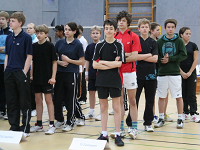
(50, 121), (54, 126)
(37, 120), (42, 126)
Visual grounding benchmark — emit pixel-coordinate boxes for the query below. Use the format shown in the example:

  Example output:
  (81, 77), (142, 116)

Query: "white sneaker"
(95, 114), (101, 121)
(79, 101), (86, 105)
(128, 127), (132, 133)
(54, 121), (64, 129)
(63, 106), (67, 112)
(76, 119), (85, 126)
(129, 129), (138, 140)
(109, 111), (114, 115)
(3, 114), (8, 120)
(164, 114), (173, 122)
(184, 114), (190, 120)
(110, 130), (126, 139)
(177, 119), (184, 129)
(62, 125), (73, 132)
(191, 114), (200, 123)
(154, 118), (165, 128)
(31, 110), (37, 117)
(153, 115), (158, 123)
(23, 132), (30, 138)
(30, 125), (43, 132)
(85, 113), (94, 120)
(144, 125), (154, 132)
(45, 125), (56, 135)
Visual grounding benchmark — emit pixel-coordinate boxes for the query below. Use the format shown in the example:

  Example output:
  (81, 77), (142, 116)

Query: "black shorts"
(34, 84), (54, 94)
(88, 79), (96, 91)
(97, 87), (121, 99)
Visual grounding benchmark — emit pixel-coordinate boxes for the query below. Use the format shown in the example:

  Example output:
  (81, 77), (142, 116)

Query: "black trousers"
(54, 72), (85, 126)
(126, 79), (157, 126)
(4, 71), (31, 133)
(78, 69), (87, 102)
(182, 72), (197, 115)
(0, 64), (6, 114)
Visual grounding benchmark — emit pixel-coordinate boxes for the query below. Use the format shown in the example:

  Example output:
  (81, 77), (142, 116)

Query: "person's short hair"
(103, 19), (117, 30)
(138, 18), (151, 28)
(55, 25), (64, 32)
(35, 24), (49, 34)
(164, 19), (177, 28)
(91, 25), (102, 34)
(10, 12), (26, 27)
(66, 22), (80, 38)
(179, 27), (190, 37)
(78, 25), (84, 33)
(150, 22), (160, 31)
(116, 11), (132, 27)
(0, 11), (9, 19)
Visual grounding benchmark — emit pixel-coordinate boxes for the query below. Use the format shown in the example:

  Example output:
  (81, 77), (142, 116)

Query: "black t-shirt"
(85, 43), (97, 79)
(93, 40), (125, 89)
(137, 37), (158, 80)
(32, 41), (57, 86)
(180, 41), (199, 73)
(55, 38), (84, 73)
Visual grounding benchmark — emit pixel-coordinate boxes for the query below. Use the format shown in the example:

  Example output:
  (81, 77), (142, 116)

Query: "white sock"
(159, 113), (164, 119)
(102, 131), (108, 137)
(89, 109), (95, 115)
(178, 114), (183, 120)
(115, 132), (120, 136)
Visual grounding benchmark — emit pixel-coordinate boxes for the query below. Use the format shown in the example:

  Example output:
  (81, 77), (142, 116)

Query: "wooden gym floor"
(0, 92), (200, 150)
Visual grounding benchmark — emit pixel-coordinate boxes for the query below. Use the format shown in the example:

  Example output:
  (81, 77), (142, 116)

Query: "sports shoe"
(0, 111), (4, 118)
(85, 113), (94, 120)
(110, 130), (126, 139)
(95, 114), (101, 121)
(3, 114), (8, 120)
(128, 127), (132, 133)
(31, 110), (37, 117)
(191, 114), (200, 123)
(97, 134), (109, 142)
(154, 118), (165, 128)
(109, 111), (114, 115)
(129, 129), (138, 140)
(23, 132), (30, 138)
(177, 119), (184, 129)
(54, 121), (64, 129)
(164, 114), (173, 122)
(63, 106), (67, 112)
(144, 125), (154, 132)
(184, 114), (190, 120)
(79, 101), (86, 105)
(153, 115), (158, 123)
(30, 124), (43, 132)
(115, 135), (124, 146)
(45, 125), (56, 135)
(76, 119), (85, 126)
(62, 125), (73, 132)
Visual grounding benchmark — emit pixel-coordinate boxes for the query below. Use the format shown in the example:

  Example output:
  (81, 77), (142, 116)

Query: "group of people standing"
(0, 10), (199, 147)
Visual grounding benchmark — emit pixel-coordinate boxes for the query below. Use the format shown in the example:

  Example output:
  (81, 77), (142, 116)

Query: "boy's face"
(0, 17), (8, 28)
(9, 18), (22, 30)
(117, 17), (128, 30)
(138, 23), (150, 36)
(104, 24), (116, 38)
(64, 25), (76, 38)
(27, 24), (35, 35)
(91, 30), (101, 42)
(36, 32), (47, 41)
(165, 23), (176, 35)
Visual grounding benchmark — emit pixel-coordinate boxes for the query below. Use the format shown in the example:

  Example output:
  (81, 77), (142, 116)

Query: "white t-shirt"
(79, 36), (88, 72)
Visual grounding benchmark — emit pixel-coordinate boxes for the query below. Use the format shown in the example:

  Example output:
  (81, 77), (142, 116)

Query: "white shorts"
(157, 75), (182, 99)
(123, 72), (138, 89)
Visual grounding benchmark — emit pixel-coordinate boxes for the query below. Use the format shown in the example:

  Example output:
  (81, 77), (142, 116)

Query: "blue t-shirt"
(85, 43), (97, 79)
(55, 38), (84, 73)
(5, 30), (33, 72)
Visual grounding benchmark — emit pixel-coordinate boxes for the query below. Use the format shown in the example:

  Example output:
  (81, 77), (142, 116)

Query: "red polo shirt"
(115, 29), (142, 73)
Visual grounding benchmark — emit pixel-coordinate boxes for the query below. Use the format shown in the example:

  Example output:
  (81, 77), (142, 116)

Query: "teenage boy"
(93, 19), (125, 146)
(155, 19), (187, 129)
(115, 11), (142, 139)
(30, 25), (57, 135)
(135, 18), (158, 132)
(84, 25), (101, 121)
(0, 11), (12, 119)
(4, 12), (32, 137)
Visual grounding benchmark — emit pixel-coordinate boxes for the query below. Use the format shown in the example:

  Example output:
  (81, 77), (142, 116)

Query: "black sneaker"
(97, 134), (109, 142)
(115, 135), (124, 146)
(154, 118), (165, 128)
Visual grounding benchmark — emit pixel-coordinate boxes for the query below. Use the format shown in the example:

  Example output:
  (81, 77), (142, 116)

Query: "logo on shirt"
(127, 42), (130, 44)
(113, 51), (117, 53)
(16, 43), (20, 45)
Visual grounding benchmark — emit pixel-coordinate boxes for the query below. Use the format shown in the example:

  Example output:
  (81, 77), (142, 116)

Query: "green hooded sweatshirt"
(157, 33), (187, 76)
